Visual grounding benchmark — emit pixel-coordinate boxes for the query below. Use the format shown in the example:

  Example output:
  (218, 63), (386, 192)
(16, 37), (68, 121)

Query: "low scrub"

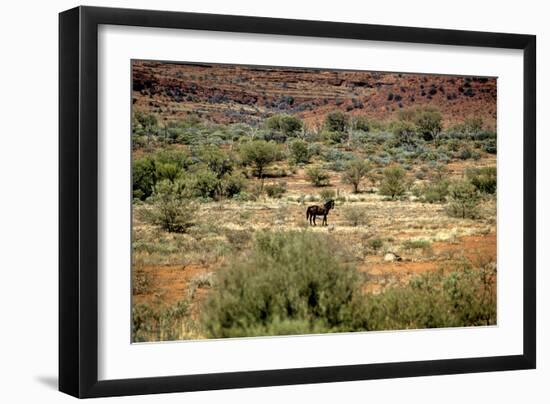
(306, 166), (331, 187)
(200, 231), (367, 338)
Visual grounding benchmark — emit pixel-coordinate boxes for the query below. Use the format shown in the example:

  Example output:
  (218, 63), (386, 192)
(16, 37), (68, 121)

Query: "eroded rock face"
(131, 60), (497, 128)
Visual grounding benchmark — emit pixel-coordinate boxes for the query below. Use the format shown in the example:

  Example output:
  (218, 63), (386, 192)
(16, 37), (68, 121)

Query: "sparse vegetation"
(131, 61), (497, 342)
(342, 159), (371, 193)
(306, 166), (331, 187)
(379, 166), (407, 199)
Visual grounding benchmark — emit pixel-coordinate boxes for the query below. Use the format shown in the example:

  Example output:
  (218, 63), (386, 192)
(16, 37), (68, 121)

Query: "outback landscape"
(131, 60), (497, 342)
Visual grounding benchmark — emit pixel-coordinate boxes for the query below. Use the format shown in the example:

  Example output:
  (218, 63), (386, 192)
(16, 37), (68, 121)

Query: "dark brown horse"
(306, 199), (335, 226)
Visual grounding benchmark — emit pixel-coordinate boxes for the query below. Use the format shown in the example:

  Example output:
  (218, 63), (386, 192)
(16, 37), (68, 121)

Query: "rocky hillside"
(132, 60), (497, 129)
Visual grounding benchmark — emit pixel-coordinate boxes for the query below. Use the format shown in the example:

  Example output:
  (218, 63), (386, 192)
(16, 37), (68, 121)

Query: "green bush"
(306, 166), (330, 187)
(200, 231), (368, 338)
(379, 166), (407, 199)
(265, 182), (287, 198)
(414, 107), (442, 142)
(342, 159), (371, 193)
(343, 206), (368, 227)
(467, 166), (496, 194)
(390, 120), (417, 147)
(367, 238), (384, 252)
(155, 162), (181, 183)
(402, 239), (431, 251)
(289, 139), (311, 164)
(324, 110), (349, 133)
(148, 179), (195, 232)
(418, 179), (449, 203)
(133, 157), (157, 200)
(363, 264), (496, 330)
(319, 188), (336, 201)
(188, 168), (221, 199)
(196, 144), (233, 178)
(222, 171), (247, 198)
(483, 139), (497, 154)
(446, 180), (480, 219)
(265, 114), (303, 137)
(240, 140), (283, 179)
(352, 116), (370, 132)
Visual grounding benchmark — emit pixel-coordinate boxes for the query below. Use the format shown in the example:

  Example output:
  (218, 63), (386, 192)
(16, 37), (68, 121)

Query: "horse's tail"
(306, 207), (310, 220)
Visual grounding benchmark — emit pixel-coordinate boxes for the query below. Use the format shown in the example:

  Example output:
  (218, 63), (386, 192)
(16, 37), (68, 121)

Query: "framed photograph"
(59, 6), (536, 398)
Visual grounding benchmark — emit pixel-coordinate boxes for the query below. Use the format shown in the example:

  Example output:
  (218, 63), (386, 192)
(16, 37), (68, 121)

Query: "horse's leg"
(313, 214), (316, 226)
(323, 214), (327, 226)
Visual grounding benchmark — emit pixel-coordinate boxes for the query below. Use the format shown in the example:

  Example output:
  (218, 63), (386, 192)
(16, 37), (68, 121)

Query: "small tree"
(324, 110), (349, 133)
(391, 120), (417, 147)
(466, 167), (496, 194)
(306, 166), (330, 187)
(240, 140), (282, 189)
(379, 166), (407, 200)
(196, 145), (233, 178)
(133, 157), (157, 200)
(342, 160), (370, 193)
(414, 108), (442, 143)
(149, 179), (194, 233)
(265, 114), (303, 137)
(446, 180), (480, 219)
(134, 111), (158, 145)
(289, 139), (311, 164)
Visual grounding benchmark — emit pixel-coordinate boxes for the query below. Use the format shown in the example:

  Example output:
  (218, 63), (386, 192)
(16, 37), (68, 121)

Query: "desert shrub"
(390, 120), (418, 147)
(224, 228), (253, 249)
(414, 107), (442, 142)
(132, 300), (191, 342)
(343, 206), (368, 227)
(342, 159), (371, 193)
(322, 148), (355, 162)
(402, 239), (431, 251)
(319, 188), (336, 201)
(240, 140), (283, 179)
(155, 162), (181, 183)
(418, 179), (449, 203)
(352, 116), (370, 132)
(289, 139), (311, 164)
(265, 182), (287, 198)
(324, 110), (349, 133)
(467, 166), (497, 194)
(307, 143), (322, 157)
(483, 139), (497, 154)
(133, 111), (158, 138)
(367, 238), (384, 252)
(148, 179), (195, 232)
(446, 180), (480, 219)
(306, 166), (331, 187)
(379, 166), (407, 199)
(133, 157), (157, 200)
(363, 263), (496, 330)
(322, 129), (348, 144)
(188, 168), (221, 199)
(222, 171), (247, 198)
(196, 144), (233, 177)
(265, 114), (303, 137)
(200, 231), (368, 338)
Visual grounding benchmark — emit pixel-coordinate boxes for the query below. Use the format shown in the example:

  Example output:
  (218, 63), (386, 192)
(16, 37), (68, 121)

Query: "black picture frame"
(59, 6), (536, 398)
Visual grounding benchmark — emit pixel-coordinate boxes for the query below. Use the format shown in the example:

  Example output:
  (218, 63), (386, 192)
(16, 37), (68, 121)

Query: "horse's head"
(324, 199), (335, 210)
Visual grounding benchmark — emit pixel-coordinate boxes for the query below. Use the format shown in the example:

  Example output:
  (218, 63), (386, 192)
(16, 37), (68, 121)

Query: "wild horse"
(306, 199), (335, 226)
